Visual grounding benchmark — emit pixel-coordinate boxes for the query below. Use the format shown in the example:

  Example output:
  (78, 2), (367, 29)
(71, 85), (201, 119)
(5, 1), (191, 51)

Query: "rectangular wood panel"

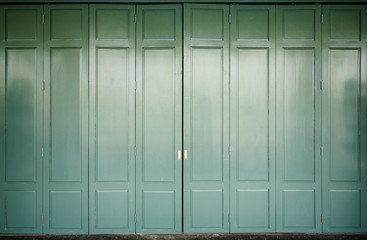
(190, 190), (224, 228)
(236, 48), (269, 182)
(282, 190), (316, 228)
(50, 48), (82, 182)
(283, 49), (315, 182)
(142, 191), (175, 229)
(95, 190), (130, 229)
(5, 49), (37, 183)
(49, 191), (82, 229)
(191, 47), (223, 182)
(142, 48), (176, 183)
(236, 190), (270, 228)
(329, 49), (360, 182)
(5, 191), (37, 229)
(95, 48), (130, 183)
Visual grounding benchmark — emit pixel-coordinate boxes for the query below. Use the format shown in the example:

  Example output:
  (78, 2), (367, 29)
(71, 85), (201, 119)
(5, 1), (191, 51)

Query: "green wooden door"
(0, 5), (44, 234)
(276, 5), (322, 233)
(136, 5), (182, 234)
(322, 5), (367, 233)
(43, 5), (89, 234)
(183, 4), (230, 233)
(89, 4), (136, 234)
(229, 5), (276, 233)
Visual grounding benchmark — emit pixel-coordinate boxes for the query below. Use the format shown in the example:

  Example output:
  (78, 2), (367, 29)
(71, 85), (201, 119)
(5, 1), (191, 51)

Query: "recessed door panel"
(49, 48), (82, 183)
(282, 9), (315, 40)
(236, 10), (269, 40)
(142, 49), (176, 183)
(236, 48), (269, 182)
(184, 4), (229, 233)
(0, 5), (43, 234)
(95, 190), (130, 229)
(190, 8), (224, 40)
(43, 5), (88, 234)
(329, 10), (361, 41)
(191, 190), (224, 228)
(49, 191), (82, 229)
(5, 191), (37, 229)
(5, 49), (37, 183)
(282, 190), (316, 228)
(95, 48), (130, 183)
(283, 48), (315, 182)
(5, 9), (38, 41)
(329, 49), (360, 182)
(136, 5), (182, 234)
(142, 9), (176, 40)
(142, 191), (175, 230)
(329, 190), (361, 228)
(50, 9), (82, 40)
(236, 190), (270, 228)
(95, 9), (129, 40)
(191, 47), (223, 182)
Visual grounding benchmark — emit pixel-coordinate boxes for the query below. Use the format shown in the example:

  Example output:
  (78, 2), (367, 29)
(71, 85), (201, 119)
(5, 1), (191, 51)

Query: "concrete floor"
(0, 234), (367, 240)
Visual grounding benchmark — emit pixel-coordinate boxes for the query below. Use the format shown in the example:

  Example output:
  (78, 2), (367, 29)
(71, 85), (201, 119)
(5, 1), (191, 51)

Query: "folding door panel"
(322, 5), (367, 233)
(43, 5), (89, 234)
(276, 5), (322, 232)
(183, 4), (230, 233)
(136, 5), (183, 234)
(229, 5), (276, 233)
(0, 5), (43, 234)
(89, 4), (135, 234)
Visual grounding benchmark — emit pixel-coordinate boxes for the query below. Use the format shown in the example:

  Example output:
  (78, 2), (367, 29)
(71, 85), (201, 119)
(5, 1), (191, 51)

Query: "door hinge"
(320, 146), (323, 157)
(134, 147), (137, 157)
(135, 80), (137, 90)
(320, 81), (324, 90)
(134, 14), (137, 24)
(42, 215), (44, 225)
(134, 214), (137, 224)
(229, 14), (232, 24)
(42, 14), (45, 24)
(321, 14), (324, 24)
(321, 214), (324, 224)
(228, 214), (231, 223)
(41, 147), (44, 157)
(4, 205), (6, 226)
(228, 80), (230, 89)
(228, 146), (231, 156)
(42, 81), (45, 91)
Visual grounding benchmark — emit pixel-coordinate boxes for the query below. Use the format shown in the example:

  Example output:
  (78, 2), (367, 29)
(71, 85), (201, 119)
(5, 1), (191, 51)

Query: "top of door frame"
(1, 0), (367, 3)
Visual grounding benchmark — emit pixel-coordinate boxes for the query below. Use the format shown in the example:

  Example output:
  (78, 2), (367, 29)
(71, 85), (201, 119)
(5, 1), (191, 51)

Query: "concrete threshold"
(0, 234), (367, 240)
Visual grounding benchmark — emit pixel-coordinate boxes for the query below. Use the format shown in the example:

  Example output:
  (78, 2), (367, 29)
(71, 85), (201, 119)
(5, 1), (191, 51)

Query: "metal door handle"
(178, 150), (182, 160)
(184, 150), (188, 160)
